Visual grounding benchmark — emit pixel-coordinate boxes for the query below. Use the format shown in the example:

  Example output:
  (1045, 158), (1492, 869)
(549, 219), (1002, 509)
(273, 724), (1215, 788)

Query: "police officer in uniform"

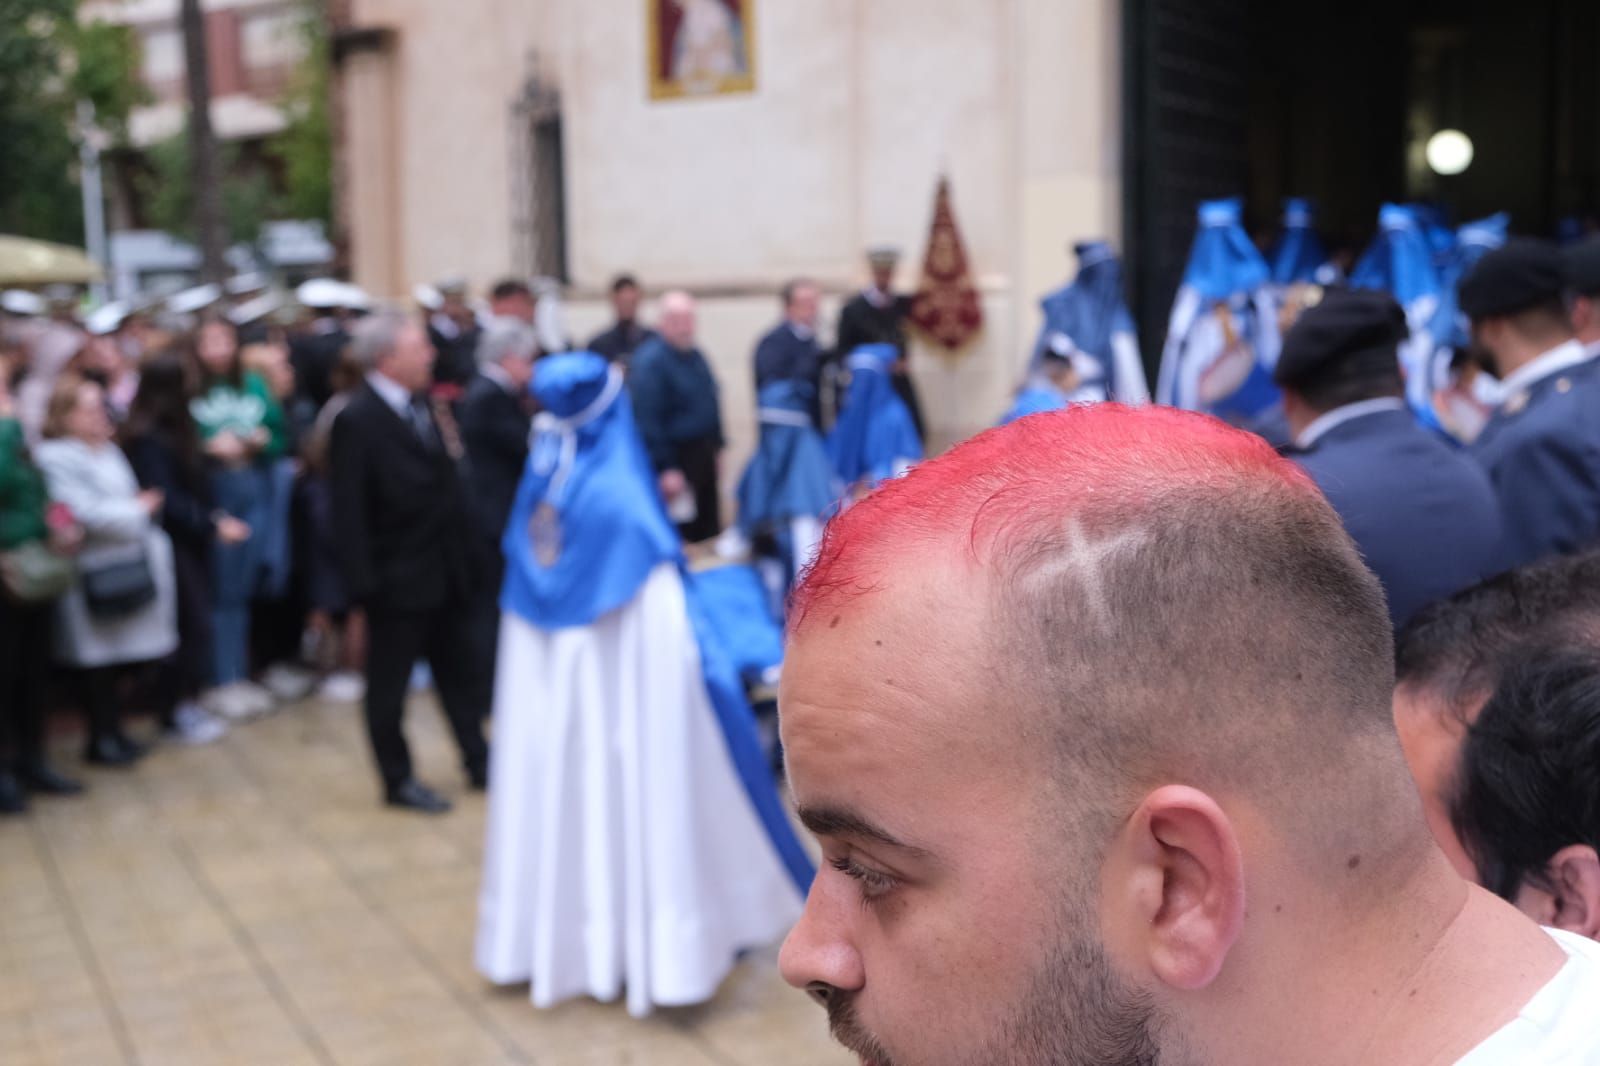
(1463, 237), (1600, 572)
(1277, 287), (1502, 628)
(833, 245), (925, 439)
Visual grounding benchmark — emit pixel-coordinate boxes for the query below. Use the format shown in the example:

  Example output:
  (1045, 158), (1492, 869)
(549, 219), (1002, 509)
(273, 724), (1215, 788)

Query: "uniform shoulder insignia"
(1504, 390), (1529, 416)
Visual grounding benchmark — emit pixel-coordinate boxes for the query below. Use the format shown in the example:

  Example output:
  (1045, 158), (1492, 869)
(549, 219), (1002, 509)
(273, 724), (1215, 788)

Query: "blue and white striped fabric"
(1267, 198), (1329, 286)
(1349, 204), (1449, 429)
(1156, 198), (1283, 436)
(1030, 241), (1149, 403)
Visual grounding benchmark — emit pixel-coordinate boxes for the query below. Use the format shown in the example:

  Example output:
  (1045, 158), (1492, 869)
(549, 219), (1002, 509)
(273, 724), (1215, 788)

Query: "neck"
(1494, 333), (1572, 378)
(1180, 852), (1564, 1065)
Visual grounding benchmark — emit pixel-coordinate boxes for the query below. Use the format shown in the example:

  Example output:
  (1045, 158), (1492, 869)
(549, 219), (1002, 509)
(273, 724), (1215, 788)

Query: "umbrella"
(0, 235), (104, 285)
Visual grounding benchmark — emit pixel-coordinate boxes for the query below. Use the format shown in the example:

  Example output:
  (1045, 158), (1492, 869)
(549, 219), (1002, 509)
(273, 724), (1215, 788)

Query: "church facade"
(330, 0), (1123, 462)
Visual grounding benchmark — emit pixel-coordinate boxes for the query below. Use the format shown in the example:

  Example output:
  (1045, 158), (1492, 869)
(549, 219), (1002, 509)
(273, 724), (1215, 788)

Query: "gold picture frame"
(648, 0), (757, 101)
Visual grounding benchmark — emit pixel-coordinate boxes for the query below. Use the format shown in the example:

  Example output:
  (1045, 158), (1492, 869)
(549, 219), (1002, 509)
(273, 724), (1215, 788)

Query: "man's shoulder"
(1456, 929), (1600, 1065)
(1477, 381), (1600, 464)
(631, 336), (669, 364)
(333, 385), (382, 431)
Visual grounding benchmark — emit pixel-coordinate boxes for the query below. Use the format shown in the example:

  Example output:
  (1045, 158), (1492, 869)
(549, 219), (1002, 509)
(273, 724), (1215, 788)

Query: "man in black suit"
(331, 312), (490, 814)
(426, 277), (481, 389)
(834, 245), (925, 439)
(753, 279), (822, 423)
(587, 274), (656, 367)
(458, 317), (537, 685)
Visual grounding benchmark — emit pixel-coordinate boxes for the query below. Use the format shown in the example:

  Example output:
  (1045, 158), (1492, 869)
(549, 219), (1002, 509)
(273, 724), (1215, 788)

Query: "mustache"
(826, 992), (895, 1066)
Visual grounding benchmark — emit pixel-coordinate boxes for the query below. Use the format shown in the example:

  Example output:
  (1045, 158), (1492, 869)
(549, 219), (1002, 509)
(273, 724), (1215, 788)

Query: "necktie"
(409, 399), (437, 449)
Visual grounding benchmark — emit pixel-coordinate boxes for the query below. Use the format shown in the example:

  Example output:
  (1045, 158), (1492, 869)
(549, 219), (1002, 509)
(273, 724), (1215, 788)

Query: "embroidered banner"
(909, 176), (983, 352)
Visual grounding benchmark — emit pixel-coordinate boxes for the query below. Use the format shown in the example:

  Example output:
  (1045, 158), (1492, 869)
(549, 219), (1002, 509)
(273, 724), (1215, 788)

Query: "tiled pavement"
(0, 692), (850, 1065)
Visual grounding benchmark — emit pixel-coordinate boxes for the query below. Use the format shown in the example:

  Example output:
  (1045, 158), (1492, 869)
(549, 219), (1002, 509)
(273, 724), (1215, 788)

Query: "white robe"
(476, 562), (802, 1017)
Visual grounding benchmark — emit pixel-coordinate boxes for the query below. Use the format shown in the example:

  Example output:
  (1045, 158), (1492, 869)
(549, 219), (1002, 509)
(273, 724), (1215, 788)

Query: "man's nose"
(777, 877), (865, 994)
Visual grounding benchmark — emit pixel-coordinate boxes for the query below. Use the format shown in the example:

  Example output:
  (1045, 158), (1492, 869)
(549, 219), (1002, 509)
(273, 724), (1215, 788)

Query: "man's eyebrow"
(797, 805), (929, 857)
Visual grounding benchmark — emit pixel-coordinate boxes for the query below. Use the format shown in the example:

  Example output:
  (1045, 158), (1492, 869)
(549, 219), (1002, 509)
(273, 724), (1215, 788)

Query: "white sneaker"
(316, 671), (365, 704)
(167, 702), (228, 746)
(237, 681), (278, 717)
(202, 684), (257, 722)
(261, 663), (316, 703)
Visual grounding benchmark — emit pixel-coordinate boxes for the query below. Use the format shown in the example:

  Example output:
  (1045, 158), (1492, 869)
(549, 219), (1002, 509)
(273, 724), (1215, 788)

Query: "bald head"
(658, 289), (696, 349)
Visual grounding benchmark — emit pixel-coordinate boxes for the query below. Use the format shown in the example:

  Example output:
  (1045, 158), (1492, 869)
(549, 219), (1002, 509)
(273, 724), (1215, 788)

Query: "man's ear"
(1544, 845), (1600, 940)
(1106, 785), (1246, 991)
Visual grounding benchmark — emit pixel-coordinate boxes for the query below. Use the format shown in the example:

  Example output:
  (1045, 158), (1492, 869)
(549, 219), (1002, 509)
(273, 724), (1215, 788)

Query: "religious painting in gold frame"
(648, 0), (757, 101)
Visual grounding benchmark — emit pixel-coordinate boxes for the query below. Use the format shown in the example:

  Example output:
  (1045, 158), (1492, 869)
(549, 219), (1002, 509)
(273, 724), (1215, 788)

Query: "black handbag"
(79, 543), (157, 618)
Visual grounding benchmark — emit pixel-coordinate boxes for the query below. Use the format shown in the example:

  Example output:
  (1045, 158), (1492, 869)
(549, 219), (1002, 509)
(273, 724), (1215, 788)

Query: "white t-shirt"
(1457, 928), (1600, 1064)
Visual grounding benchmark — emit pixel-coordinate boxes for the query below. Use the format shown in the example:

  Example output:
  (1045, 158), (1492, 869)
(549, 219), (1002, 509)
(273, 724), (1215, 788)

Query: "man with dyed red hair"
(778, 403), (1600, 1065)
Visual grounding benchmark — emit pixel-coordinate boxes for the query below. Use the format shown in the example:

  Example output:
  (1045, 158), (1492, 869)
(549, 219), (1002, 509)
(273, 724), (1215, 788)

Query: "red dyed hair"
(789, 404), (1317, 632)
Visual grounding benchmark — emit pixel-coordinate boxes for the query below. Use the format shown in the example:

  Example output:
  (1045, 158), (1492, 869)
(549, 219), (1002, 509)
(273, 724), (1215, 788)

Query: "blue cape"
(1267, 198), (1328, 285)
(736, 380), (841, 536)
(1437, 213), (1509, 349)
(1032, 242), (1140, 399)
(500, 352), (681, 630)
(1181, 198), (1270, 301)
(502, 353), (814, 894)
(1156, 198), (1281, 427)
(826, 344), (923, 487)
(1350, 204), (1449, 427)
(1000, 383), (1069, 425)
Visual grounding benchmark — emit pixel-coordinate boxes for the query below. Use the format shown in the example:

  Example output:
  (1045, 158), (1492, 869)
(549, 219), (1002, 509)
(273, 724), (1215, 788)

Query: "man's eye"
(829, 855), (898, 905)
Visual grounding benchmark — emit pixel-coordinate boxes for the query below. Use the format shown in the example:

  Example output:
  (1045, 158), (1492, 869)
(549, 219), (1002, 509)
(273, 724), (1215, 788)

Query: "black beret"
(1459, 238), (1566, 319)
(1565, 238), (1600, 296)
(1274, 287), (1407, 388)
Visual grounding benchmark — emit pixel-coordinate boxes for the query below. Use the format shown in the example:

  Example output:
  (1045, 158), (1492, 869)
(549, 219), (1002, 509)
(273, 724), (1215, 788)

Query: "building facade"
(332, 0), (1123, 463)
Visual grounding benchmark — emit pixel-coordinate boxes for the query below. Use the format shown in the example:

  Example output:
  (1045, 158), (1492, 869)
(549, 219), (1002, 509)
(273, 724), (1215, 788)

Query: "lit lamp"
(1426, 129), (1474, 176)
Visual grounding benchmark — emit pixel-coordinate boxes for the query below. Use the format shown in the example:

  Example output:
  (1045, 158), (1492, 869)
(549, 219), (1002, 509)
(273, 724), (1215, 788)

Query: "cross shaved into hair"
(1038, 519), (1149, 630)
(792, 404), (1426, 876)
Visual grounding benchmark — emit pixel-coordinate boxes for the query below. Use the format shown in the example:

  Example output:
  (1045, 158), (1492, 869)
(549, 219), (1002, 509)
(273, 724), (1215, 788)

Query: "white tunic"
(475, 562), (802, 1017)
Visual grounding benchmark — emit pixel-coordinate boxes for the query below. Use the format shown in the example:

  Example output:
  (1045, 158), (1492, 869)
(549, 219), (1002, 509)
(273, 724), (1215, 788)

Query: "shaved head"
(792, 404), (1414, 863)
(780, 404), (1444, 1066)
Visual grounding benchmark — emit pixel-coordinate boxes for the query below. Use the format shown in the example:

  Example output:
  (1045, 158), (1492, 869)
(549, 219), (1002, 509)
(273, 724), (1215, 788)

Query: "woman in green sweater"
(189, 314), (286, 720)
(0, 351), (85, 811)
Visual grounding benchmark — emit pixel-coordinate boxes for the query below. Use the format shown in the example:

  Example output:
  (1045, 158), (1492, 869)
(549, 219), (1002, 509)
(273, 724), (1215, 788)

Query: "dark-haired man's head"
(1565, 238), (1600, 348)
(610, 274), (641, 323)
(489, 278), (536, 325)
(1451, 643), (1600, 940)
(780, 404), (1441, 1065)
(1393, 551), (1600, 872)
(1460, 238), (1575, 379)
(1273, 288), (1407, 440)
(781, 278), (820, 332)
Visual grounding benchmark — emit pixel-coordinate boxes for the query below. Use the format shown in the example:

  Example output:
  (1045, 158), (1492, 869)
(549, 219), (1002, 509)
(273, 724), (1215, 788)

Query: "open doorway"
(1123, 0), (1600, 367)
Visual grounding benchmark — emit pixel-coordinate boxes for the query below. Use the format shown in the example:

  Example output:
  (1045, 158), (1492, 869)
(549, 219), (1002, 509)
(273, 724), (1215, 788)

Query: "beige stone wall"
(339, 0), (1123, 484)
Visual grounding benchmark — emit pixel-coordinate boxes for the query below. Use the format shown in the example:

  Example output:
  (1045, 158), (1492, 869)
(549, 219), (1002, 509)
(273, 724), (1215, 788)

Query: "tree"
(0, 1), (143, 244)
(270, 1), (333, 228)
(140, 134), (280, 250)
(180, 0), (226, 282)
